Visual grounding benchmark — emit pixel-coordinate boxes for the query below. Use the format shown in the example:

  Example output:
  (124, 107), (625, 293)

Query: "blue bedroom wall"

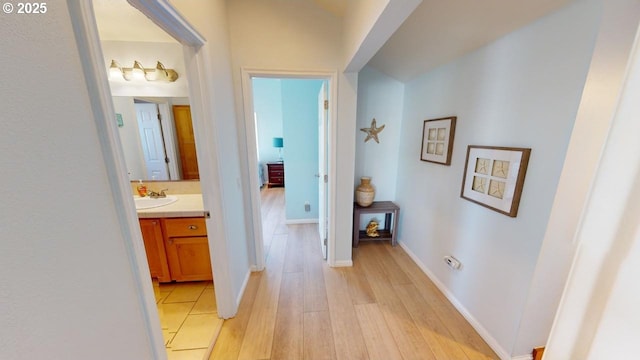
(282, 79), (323, 220)
(252, 78), (283, 164)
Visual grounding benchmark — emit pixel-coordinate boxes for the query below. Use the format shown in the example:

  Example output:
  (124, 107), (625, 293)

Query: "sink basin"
(134, 195), (178, 210)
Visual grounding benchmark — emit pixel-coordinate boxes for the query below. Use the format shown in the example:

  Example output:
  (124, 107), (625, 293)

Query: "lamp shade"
(272, 137), (284, 148)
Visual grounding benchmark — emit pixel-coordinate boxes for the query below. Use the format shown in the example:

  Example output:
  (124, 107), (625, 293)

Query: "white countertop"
(136, 194), (206, 218)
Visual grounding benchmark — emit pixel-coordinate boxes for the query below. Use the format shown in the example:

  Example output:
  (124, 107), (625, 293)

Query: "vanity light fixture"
(108, 60), (179, 82)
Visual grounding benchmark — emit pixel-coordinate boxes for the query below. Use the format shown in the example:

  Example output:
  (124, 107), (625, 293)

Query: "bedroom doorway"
(242, 70), (337, 270)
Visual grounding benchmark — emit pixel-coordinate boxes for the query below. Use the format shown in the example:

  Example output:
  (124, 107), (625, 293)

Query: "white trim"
(511, 355), (533, 360)
(67, 2), (166, 358)
(236, 269), (252, 308)
(331, 260), (354, 267)
(127, 0), (205, 46)
(285, 218), (319, 225)
(240, 68), (339, 271)
(240, 70), (266, 271)
(181, 44), (236, 319)
(398, 241), (512, 360)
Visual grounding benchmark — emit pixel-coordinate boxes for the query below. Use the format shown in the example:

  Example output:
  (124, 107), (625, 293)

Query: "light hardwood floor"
(210, 187), (498, 359)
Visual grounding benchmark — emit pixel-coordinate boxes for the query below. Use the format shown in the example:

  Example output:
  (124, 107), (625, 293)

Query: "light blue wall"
(252, 78), (283, 164)
(282, 79), (323, 220)
(355, 66), (404, 229)
(389, 1), (599, 356)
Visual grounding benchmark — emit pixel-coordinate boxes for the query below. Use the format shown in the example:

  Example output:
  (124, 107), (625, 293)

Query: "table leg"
(391, 209), (399, 246)
(353, 210), (360, 247)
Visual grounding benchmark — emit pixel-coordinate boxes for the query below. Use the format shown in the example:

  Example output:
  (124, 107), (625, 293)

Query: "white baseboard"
(285, 218), (319, 224)
(250, 264), (262, 272)
(511, 355), (533, 360)
(235, 268), (252, 311)
(398, 241), (512, 360)
(330, 259), (353, 267)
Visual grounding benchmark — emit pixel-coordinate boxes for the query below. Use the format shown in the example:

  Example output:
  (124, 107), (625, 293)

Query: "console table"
(353, 201), (400, 247)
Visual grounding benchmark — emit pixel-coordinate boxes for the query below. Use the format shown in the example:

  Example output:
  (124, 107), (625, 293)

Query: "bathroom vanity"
(136, 194), (213, 283)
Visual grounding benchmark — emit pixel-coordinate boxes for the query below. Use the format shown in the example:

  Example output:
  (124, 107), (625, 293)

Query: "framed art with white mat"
(420, 116), (456, 165)
(460, 146), (531, 217)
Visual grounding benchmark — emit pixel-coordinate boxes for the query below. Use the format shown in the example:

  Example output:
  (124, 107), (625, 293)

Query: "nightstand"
(266, 162), (285, 187)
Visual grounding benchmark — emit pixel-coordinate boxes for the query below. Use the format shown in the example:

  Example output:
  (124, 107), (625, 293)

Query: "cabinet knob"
(188, 225), (198, 230)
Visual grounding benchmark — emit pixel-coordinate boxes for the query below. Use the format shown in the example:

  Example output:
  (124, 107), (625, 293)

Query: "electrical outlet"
(444, 255), (462, 270)
(304, 201), (310, 212)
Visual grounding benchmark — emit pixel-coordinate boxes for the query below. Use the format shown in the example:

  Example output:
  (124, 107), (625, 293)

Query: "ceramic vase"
(356, 176), (375, 207)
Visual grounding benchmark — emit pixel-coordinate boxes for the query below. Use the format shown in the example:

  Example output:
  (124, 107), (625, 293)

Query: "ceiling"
(93, 0), (176, 42)
(313, 0), (346, 17)
(367, 0), (576, 82)
(93, 0), (577, 82)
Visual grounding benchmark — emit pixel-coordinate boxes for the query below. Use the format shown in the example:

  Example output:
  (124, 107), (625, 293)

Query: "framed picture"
(460, 146), (531, 217)
(420, 116), (456, 165)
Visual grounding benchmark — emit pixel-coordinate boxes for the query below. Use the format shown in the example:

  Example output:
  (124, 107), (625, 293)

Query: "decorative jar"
(355, 176), (375, 207)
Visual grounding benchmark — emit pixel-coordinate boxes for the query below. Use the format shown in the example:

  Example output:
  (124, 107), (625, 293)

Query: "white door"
(318, 82), (329, 260)
(136, 103), (170, 180)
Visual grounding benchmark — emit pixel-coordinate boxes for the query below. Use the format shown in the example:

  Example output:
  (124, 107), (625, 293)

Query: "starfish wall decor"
(360, 118), (385, 143)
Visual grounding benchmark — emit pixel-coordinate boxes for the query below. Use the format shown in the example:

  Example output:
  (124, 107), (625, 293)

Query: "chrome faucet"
(148, 189), (168, 198)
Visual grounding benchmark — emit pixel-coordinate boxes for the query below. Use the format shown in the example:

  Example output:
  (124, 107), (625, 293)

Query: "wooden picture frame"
(460, 145), (531, 217)
(420, 116), (456, 165)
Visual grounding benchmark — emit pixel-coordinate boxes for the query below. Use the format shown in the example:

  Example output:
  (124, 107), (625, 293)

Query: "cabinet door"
(139, 219), (171, 282)
(164, 236), (213, 282)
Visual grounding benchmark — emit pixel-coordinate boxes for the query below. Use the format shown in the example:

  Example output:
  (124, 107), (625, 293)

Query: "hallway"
(210, 187), (498, 359)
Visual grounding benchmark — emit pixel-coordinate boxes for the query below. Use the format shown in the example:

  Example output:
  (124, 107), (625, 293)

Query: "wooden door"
(139, 219), (171, 282)
(172, 105), (199, 180)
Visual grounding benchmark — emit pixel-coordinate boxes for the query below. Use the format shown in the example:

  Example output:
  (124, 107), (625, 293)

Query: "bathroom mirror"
(112, 96), (200, 181)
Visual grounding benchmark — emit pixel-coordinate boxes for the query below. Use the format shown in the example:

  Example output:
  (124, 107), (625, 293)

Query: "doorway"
(241, 70), (337, 270)
(93, 6), (221, 360)
(71, 0), (235, 358)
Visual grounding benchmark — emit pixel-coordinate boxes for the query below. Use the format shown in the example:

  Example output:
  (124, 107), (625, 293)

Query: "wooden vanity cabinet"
(139, 217), (213, 283)
(139, 219), (171, 282)
(162, 217), (213, 282)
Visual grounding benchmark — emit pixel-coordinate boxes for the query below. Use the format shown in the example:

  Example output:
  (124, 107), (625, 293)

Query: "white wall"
(544, 17), (640, 358)
(514, 0), (640, 355)
(0, 3), (153, 359)
(391, 1), (601, 357)
(226, 0), (357, 264)
(170, 0), (251, 311)
(102, 40), (189, 97)
(113, 96), (146, 180)
(343, 0), (422, 72)
(343, 0), (389, 66)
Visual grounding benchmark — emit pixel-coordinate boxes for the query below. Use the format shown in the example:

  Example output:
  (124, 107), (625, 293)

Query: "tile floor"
(154, 280), (224, 360)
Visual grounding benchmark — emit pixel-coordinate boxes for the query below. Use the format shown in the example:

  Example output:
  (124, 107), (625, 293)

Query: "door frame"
(68, 1), (236, 358)
(241, 68), (338, 269)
